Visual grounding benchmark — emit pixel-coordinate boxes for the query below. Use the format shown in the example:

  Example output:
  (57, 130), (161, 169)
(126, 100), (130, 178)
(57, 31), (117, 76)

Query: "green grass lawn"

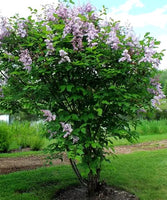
(103, 149), (167, 200)
(0, 151), (43, 158)
(1, 149), (167, 200)
(113, 132), (167, 146)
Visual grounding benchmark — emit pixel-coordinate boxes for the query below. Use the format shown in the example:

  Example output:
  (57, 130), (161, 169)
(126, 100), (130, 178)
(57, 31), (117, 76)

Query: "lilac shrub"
(0, 1), (165, 196)
(19, 49), (32, 72)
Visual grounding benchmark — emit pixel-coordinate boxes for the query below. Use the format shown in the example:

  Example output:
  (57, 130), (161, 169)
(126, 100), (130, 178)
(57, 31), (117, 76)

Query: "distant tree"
(0, 1), (165, 197)
(158, 69), (167, 88)
(163, 80), (167, 96)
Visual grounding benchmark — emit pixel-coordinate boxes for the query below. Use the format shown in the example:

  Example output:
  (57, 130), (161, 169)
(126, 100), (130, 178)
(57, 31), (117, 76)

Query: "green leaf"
(102, 100), (110, 105)
(71, 114), (79, 121)
(144, 32), (150, 37)
(67, 85), (73, 92)
(91, 143), (96, 148)
(96, 108), (103, 116)
(81, 128), (86, 134)
(60, 85), (66, 92)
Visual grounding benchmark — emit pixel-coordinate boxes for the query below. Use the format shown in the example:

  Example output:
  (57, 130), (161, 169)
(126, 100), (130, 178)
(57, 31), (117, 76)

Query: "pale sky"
(1, 0), (167, 70)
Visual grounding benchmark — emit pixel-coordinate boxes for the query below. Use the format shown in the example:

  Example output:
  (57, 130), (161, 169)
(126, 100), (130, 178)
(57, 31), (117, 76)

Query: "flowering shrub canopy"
(0, 1), (165, 191)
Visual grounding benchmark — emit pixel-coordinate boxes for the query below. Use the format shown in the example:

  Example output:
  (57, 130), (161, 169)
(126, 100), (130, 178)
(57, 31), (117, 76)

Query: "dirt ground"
(1, 140), (167, 175)
(54, 185), (138, 200)
(0, 152), (70, 175)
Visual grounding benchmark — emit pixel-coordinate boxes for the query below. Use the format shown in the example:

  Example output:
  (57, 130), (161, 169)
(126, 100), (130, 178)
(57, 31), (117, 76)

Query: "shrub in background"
(136, 119), (167, 135)
(0, 122), (11, 152)
(0, 121), (47, 152)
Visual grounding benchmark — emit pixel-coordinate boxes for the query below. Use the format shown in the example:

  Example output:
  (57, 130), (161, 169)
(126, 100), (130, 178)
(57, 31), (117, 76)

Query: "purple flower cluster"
(125, 30), (141, 48)
(58, 50), (71, 64)
(41, 110), (56, 122)
(17, 20), (27, 37)
(119, 49), (132, 62)
(60, 122), (73, 138)
(44, 4), (57, 21)
(106, 24), (120, 50)
(86, 22), (99, 46)
(19, 49), (32, 72)
(63, 16), (84, 50)
(42, 3), (99, 50)
(48, 3), (99, 50)
(60, 122), (79, 143)
(0, 88), (4, 98)
(42, 23), (55, 55)
(72, 135), (79, 144)
(139, 41), (160, 68)
(148, 77), (165, 107)
(64, 17), (99, 50)
(55, 3), (69, 19)
(44, 36), (55, 55)
(0, 17), (12, 41)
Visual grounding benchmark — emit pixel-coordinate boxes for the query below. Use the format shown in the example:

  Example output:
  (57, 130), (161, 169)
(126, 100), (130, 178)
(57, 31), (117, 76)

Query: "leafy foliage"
(0, 122), (11, 152)
(0, 1), (164, 195)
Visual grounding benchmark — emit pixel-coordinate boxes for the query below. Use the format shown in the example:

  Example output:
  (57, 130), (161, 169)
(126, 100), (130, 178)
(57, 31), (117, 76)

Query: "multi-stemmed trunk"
(69, 145), (102, 198)
(70, 158), (101, 198)
(87, 169), (101, 198)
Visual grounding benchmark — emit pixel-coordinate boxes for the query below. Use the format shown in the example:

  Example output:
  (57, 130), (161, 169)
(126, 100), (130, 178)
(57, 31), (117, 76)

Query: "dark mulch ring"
(54, 185), (139, 200)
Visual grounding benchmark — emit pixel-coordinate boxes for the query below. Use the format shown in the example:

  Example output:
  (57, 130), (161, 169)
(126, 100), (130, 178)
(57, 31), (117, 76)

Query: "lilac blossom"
(17, 20), (27, 37)
(106, 28), (120, 50)
(72, 135), (79, 144)
(125, 32), (141, 48)
(63, 16), (84, 50)
(19, 49), (32, 72)
(60, 122), (73, 138)
(42, 23), (55, 55)
(139, 41), (160, 68)
(148, 77), (165, 108)
(41, 110), (56, 122)
(43, 3), (69, 21)
(58, 50), (71, 64)
(80, 2), (94, 13)
(44, 36), (55, 55)
(44, 4), (57, 21)
(119, 49), (132, 62)
(85, 22), (99, 46)
(60, 3), (99, 50)
(0, 88), (4, 98)
(55, 3), (69, 19)
(0, 17), (12, 40)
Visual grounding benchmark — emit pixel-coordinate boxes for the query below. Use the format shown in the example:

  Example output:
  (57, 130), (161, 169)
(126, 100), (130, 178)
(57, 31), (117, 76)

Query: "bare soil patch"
(0, 152), (69, 175)
(53, 185), (138, 200)
(114, 139), (167, 154)
(1, 140), (167, 175)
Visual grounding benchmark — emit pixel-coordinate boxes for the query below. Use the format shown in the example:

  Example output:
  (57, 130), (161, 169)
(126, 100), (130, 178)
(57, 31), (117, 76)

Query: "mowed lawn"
(1, 148), (167, 200)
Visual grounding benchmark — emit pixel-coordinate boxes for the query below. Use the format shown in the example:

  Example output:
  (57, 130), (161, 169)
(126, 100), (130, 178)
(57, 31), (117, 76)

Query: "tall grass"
(10, 121), (47, 150)
(0, 122), (11, 152)
(135, 119), (167, 135)
(0, 121), (47, 152)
